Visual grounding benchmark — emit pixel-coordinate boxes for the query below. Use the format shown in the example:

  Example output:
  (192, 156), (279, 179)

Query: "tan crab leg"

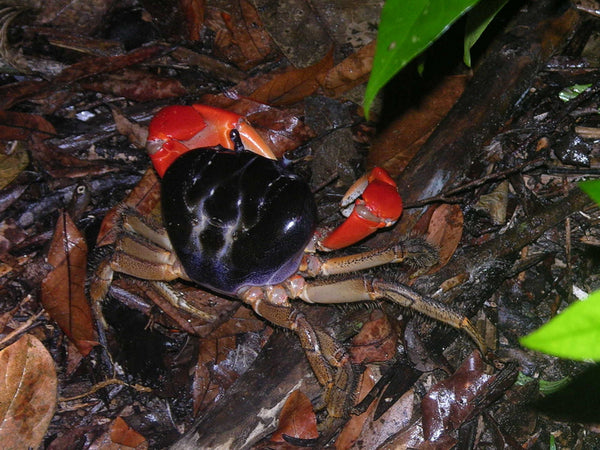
(301, 237), (437, 277)
(240, 286), (356, 420)
(89, 209), (215, 322)
(289, 276), (486, 354)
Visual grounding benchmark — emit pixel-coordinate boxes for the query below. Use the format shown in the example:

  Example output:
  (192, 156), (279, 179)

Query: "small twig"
(59, 378), (153, 402)
(0, 304), (45, 350)
(405, 158), (546, 208)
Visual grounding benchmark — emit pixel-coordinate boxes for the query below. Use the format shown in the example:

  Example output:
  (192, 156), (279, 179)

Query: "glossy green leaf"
(520, 290), (600, 361)
(558, 83), (592, 102)
(579, 179), (600, 206)
(463, 0), (509, 67)
(364, 0), (481, 117)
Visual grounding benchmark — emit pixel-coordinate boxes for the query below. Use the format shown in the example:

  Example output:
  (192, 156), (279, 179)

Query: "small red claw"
(320, 167), (403, 251)
(146, 104), (276, 177)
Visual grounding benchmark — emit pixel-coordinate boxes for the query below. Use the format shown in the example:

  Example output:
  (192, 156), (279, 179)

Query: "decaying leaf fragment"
(41, 210), (98, 356)
(269, 390), (318, 443)
(0, 334), (57, 449)
(109, 416), (148, 449)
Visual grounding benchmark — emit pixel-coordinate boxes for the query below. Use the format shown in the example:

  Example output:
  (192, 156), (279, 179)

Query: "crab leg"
(288, 276), (486, 354)
(89, 209), (215, 322)
(240, 286), (355, 420)
(303, 237), (437, 277)
(319, 167), (403, 251)
(146, 104), (276, 177)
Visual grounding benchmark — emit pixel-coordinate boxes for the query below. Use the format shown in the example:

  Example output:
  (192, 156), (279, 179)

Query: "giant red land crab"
(90, 104), (485, 425)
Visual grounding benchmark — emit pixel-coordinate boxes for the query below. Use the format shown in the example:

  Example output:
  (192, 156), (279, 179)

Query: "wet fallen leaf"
(35, 0), (112, 35)
(111, 106), (149, 149)
(0, 334), (57, 449)
(269, 390), (318, 443)
(198, 96), (315, 155)
(41, 211), (97, 356)
(110, 416), (148, 449)
(421, 351), (492, 442)
(0, 111), (56, 141)
(89, 417), (148, 450)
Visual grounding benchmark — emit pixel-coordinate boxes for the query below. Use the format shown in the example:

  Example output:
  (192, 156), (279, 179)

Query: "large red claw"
(146, 104), (276, 177)
(320, 167), (403, 251)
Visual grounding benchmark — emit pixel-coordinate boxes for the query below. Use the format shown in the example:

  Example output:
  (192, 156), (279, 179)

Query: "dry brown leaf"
(111, 106), (148, 149)
(41, 211), (98, 356)
(0, 46), (165, 110)
(425, 204), (464, 271)
(221, 0), (274, 68)
(368, 74), (469, 176)
(270, 390), (318, 443)
(80, 69), (187, 102)
(0, 111), (56, 141)
(350, 309), (397, 364)
(180, 0), (205, 41)
(193, 335), (238, 414)
(110, 416), (148, 449)
(319, 41), (376, 98)
(245, 49), (334, 106)
(0, 334), (57, 449)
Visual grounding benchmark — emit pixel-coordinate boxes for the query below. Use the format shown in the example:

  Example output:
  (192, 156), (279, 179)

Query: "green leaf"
(515, 372), (572, 395)
(463, 0), (509, 67)
(520, 290), (600, 361)
(579, 179), (600, 206)
(364, 0), (482, 117)
(558, 83), (592, 102)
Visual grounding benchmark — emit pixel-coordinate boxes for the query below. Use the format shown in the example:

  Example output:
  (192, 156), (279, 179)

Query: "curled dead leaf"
(0, 334), (57, 449)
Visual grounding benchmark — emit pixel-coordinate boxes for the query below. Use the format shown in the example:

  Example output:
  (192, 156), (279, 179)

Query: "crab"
(89, 104), (485, 426)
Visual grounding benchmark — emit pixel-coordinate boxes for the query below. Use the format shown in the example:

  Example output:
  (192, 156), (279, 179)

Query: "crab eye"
(161, 147), (317, 295)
